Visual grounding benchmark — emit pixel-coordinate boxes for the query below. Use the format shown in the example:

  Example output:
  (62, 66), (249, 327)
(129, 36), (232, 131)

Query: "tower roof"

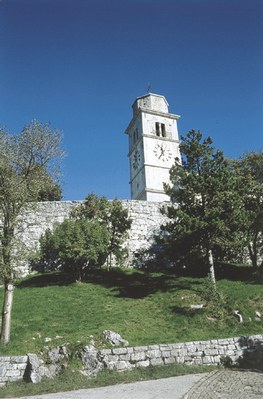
(132, 93), (169, 115)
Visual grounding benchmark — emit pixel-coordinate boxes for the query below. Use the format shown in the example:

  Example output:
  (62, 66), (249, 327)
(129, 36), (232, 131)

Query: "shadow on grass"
(84, 268), (204, 299)
(17, 268), (203, 299)
(17, 272), (73, 288)
(170, 306), (204, 318)
(215, 263), (262, 284)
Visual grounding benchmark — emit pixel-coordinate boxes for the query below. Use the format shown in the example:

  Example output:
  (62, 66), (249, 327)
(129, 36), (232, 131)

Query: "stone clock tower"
(125, 93), (181, 201)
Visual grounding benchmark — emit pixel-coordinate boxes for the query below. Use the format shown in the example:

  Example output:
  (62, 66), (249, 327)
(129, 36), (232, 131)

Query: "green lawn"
(0, 267), (262, 356)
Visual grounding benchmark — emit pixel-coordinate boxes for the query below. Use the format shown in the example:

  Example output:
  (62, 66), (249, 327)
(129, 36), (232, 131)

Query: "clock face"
(154, 143), (172, 162)
(132, 149), (141, 170)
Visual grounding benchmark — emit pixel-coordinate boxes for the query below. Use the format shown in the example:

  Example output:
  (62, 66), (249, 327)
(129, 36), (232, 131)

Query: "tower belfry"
(125, 93), (181, 201)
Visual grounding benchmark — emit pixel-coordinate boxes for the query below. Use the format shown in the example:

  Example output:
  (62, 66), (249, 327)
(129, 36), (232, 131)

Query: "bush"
(39, 219), (110, 281)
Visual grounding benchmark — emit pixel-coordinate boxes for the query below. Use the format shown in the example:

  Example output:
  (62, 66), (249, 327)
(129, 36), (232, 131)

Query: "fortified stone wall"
(16, 200), (167, 276)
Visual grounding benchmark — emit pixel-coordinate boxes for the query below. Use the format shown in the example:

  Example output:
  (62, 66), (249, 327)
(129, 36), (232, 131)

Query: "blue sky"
(0, 0), (262, 200)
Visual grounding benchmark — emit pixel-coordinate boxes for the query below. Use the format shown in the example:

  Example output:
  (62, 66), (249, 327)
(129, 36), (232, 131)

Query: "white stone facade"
(125, 93), (181, 201)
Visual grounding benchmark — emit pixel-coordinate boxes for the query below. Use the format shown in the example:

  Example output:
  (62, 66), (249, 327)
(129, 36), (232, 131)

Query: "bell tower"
(125, 93), (180, 201)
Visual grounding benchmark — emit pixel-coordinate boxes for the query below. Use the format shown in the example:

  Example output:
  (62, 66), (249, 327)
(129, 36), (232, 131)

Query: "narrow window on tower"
(155, 122), (160, 136)
(161, 123), (166, 137)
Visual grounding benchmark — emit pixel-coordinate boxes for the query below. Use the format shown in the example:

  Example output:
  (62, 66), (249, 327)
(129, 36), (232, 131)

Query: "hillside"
(0, 267), (262, 356)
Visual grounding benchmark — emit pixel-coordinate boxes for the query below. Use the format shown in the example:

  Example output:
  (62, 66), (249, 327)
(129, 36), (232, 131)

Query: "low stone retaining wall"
(0, 356), (28, 387)
(93, 334), (263, 373)
(0, 334), (262, 385)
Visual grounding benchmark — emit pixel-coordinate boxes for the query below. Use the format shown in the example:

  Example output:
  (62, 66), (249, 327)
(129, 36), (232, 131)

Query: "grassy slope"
(0, 267), (262, 355)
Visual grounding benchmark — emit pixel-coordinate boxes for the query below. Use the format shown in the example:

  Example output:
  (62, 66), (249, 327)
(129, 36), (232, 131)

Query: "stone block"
(161, 351), (171, 358)
(210, 340), (218, 344)
(202, 356), (212, 364)
(193, 358), (203, 365)
(194, 352), (203, 357)
(146, 350), (161, 359)
(213, 356), (221, 364)
(176, 357), (185, 364)
(160, 345), (169, 350)
(204, 349), (219, 356)
(0, 357), (10, 362)
(6, 369), (21, 377)
(116, 361), (131, 371)
(131, 352), (146, 362)
(99, 349), (112, 355)
(119, 354), (131, 361)
(8, 376), (23, 382)
(164, 357), (175, 364)
(11, 356), (28, 363)
(134, 346), (148, 352)
(105, 354), (119, 362)
(112, 348), (128, 355)
(104, 362), (115, 371)
(17, 363), (27, 370)
(186, 346), (196, 353)
(0, 364), (7, 377)
(136, 360), (150, 368)
(150, 358), (164, 366)
(148, 345), (160, 350)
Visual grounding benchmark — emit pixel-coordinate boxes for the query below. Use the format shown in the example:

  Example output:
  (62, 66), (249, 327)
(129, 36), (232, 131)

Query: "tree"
(162, 130), (243, 285)
(39, 219), (110, 282)
(39, 194), (132, 278)
(0, 120), (64, 343)
(230, 152), (263, 268)
(71, 194), (132, 269)
(33, 165), (62, 201)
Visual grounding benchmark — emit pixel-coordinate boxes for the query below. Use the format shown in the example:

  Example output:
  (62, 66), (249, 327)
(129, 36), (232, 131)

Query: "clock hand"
(158, 146), (165, 158)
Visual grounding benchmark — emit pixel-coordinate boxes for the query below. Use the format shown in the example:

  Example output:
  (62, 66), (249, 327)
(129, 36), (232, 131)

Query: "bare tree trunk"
(208, 249), (217, 289)
(1, 282), (14, 344)
(248, 234), (259, 268)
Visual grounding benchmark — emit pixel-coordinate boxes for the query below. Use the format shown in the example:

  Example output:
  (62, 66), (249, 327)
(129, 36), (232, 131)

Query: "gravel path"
(184, 369), (263, 399)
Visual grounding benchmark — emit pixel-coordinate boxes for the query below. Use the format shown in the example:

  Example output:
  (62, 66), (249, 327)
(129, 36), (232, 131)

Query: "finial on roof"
(147, 82), (151, 93)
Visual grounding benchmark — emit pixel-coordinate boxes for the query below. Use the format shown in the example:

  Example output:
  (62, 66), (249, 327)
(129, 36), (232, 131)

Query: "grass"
(0, 266), (262, 356)
(0, 266), (262, 397)
(0, 363), (215, 398)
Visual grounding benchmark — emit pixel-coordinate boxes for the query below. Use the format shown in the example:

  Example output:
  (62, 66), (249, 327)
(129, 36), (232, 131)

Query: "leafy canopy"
(40, 194), (132, 280)
(0, 119), (64, 343)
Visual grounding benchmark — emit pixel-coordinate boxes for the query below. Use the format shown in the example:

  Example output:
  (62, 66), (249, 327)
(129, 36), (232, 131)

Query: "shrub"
(39, 219), (109, 281)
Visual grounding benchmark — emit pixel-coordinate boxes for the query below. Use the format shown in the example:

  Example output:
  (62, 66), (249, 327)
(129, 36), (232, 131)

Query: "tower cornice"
(125, 108), (180, 135)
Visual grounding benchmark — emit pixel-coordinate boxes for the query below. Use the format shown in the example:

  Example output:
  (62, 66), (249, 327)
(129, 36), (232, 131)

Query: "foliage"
(0, 119), (64, 343)
(39, 194), (131, 279)
(33, 165), (62, 201)
(199, 277), (228, 320)
(229, 152), (263, 268)
(71, 193), (132, 268)
(162, 130), (244, 279)
(39, 219), (110, 281)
